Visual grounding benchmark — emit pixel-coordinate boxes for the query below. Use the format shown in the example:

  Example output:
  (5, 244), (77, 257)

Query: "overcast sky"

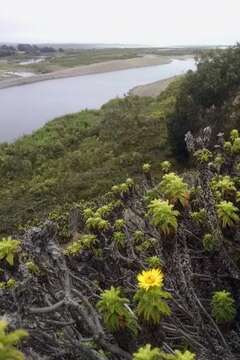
(1, 0), (240, 46)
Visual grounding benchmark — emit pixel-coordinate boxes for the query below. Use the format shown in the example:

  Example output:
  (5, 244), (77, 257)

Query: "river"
(0, 58), (195, 142)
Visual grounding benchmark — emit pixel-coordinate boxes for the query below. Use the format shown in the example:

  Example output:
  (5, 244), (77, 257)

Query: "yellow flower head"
(137, 268), (164, 291)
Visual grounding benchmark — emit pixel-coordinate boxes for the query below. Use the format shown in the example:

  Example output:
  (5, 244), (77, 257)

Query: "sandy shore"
(129, 76), (178, 97)
(0, 54), (172, 90)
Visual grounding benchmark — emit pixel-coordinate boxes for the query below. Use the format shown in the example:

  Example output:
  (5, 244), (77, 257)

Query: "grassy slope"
(0, 79), (182, 234)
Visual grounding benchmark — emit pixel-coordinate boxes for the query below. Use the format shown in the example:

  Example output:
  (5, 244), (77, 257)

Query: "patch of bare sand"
(0, 55), (172, 90)
(129, 76), (178, 97)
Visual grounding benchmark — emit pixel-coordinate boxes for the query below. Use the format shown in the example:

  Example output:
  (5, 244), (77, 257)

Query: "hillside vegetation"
(0, 80), (180, 234)
(0, 45), (240, 237)
(0, 128), (239, 359)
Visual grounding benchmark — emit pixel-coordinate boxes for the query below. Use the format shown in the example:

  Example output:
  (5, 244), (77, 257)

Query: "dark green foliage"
(168, 44), (240, 159)
(134, 287), (172, 324)
(97, 287), (138, 334)
(0, 92), (177, 234)
(211, 290), (236, 324)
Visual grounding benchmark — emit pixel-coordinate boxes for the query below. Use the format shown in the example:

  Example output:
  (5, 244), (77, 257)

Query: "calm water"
(0, 58), (195, 142)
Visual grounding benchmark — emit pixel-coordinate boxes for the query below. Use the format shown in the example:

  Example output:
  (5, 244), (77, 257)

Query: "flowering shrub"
(134, 269), (171, 324)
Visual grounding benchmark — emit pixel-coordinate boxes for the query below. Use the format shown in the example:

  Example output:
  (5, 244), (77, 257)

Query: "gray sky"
(1, 0), (240, 45)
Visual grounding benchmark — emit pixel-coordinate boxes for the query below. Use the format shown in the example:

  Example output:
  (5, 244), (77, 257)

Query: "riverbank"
(129, 75), (179, 97)
(0, 54), (174, 90)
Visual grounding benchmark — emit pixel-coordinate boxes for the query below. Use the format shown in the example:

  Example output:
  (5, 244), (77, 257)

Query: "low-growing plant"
(65, 234), (97, 256)
(161, 350), (196, 360)
(160, 160), (172, 173)
(114, 219), (125, 231)
(0, 278), (17, 289)
(97, 286), (138, 334)
(224, 141), (232, 153)
(142, 163), (151, 174)
(25, 261), (40, 275)
(133, 344), (161, 360)
(232, 137), (240, 154)
(147, 199), (179, 236)
(230, 129), (239, 141)
(211, 176), (236, 197)
(133, 345), (196, 360)
(83, 207), (95, 220)
(216, 201), (239, 228)
(86, 216), (110, 232)
(133, 230), (145, 243)
(0, 319), (28, 360)
(113, 231), (125, 248)
(213, 155), (224, 168)
(190, 209), (206, 224)
(126, 177), (134, 188)
(0, 237), (21, 266)
(95, 204), (113, 219)
(211, 290), (236, 324)
(159, 172), (189, 207)
(193, 148), (212, 163)
(146, 256), (163, 268)
(203, 233), (216, 252)
(135, 238), (157, 253)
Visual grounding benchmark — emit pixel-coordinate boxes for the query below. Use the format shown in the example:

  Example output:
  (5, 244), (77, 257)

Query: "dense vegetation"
(168, 44), (240, 159)
(0, 128), (239, 359)
(1, 45), (240, 236)
(0, 80), (181, 234)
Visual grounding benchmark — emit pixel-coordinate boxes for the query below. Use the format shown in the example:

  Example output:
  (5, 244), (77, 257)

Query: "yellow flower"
(137, 268), (164, 291)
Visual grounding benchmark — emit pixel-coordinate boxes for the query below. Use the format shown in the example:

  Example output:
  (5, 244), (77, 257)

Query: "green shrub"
(230, 129), (239, 141)
(193, 148), (212, 163)
(146, 256), (162, 268)
(142, 163), (151, 174)
(114, 219), (125, 231)
(190, 209), (206, 224)
(211, 176), (236, 197)
(65, 234), (97, 256)
(224, 141), (232, 153)
(216, 201), (239, 228)
(113, 232), (125, 248)
(232, 137), (240, 154)
(0, 237), (21, 266)
(203, 233), (216, 252)
(133, 230), (145, 243)
(147, 199), (179, 236)
(134, 287), (171, 324)
(133, 344), (161, 360)
(211, 290), (236, 324)
(159, 172), (189, 207)
(97, 287), (138, 334)
(25, 261), (40, 275)
(0, 319), (28, 360)
(160, 161), (171, 173)
(86, 216), (110, 232)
